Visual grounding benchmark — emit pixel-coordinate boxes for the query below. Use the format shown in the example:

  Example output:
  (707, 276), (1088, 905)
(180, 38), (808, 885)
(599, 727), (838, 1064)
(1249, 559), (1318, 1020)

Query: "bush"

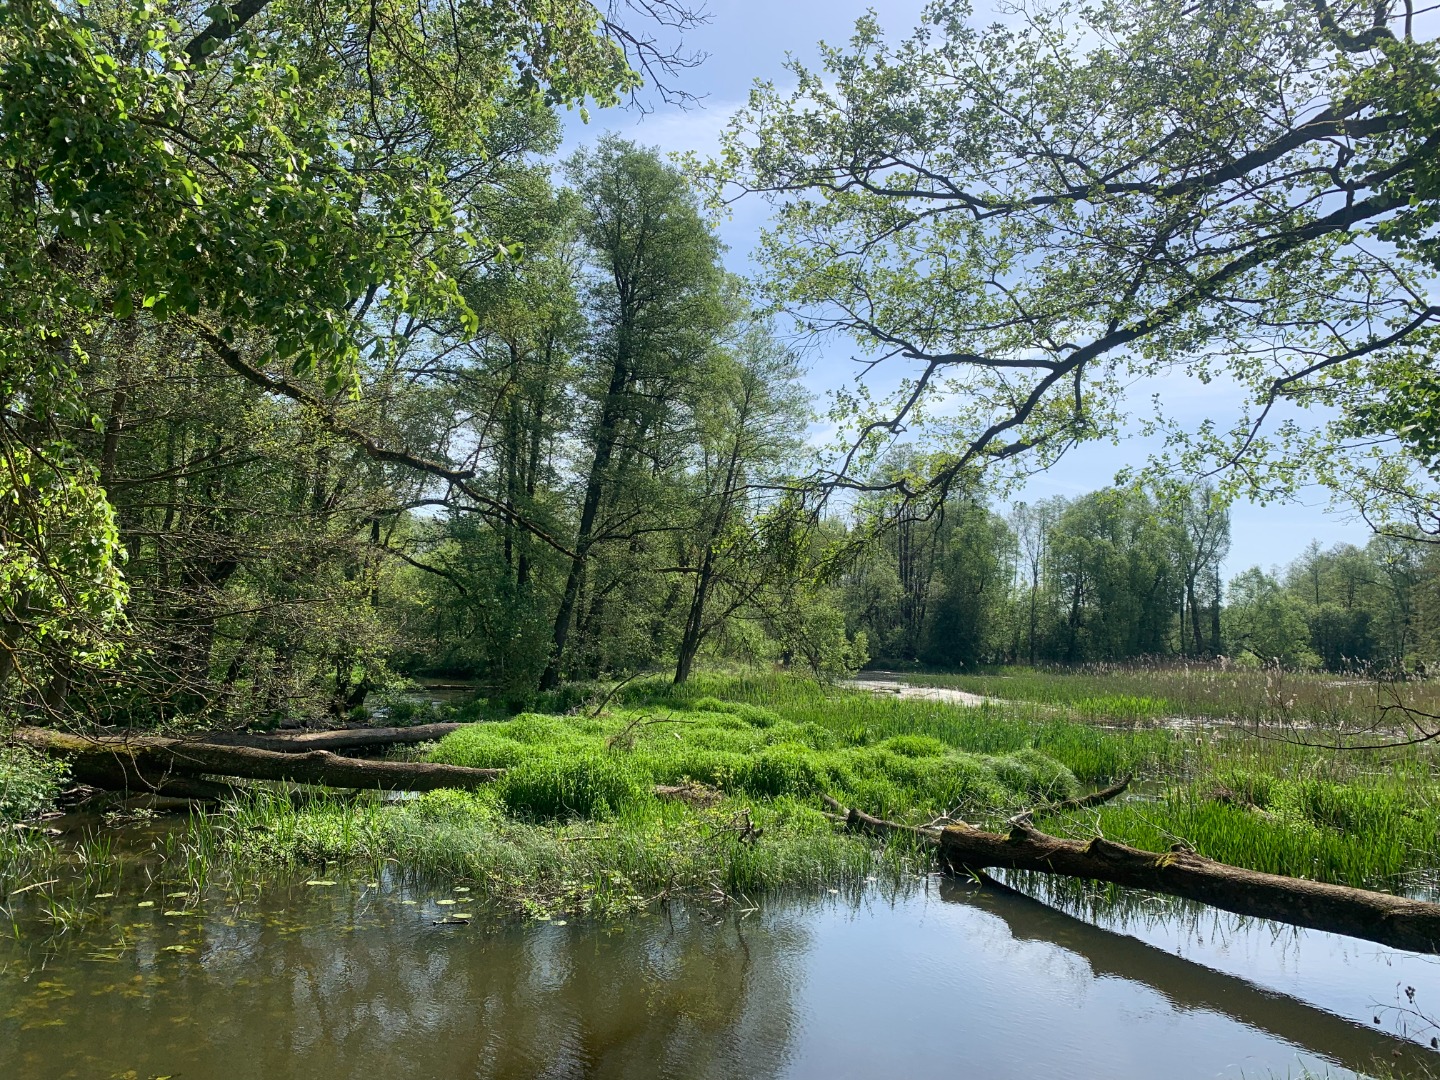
(0, 745), (67, 823)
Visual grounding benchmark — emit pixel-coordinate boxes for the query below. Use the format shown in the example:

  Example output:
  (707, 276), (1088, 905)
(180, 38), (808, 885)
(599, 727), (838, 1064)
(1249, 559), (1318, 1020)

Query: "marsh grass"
(189, 785), (929, 918)
(12, 670), (1440, 921)
(904, 662), (1440, 730)
(157, 672), (1440, 911)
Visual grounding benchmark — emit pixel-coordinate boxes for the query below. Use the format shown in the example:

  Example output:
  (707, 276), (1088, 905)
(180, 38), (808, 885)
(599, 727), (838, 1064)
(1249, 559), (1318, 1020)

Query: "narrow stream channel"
(4, 865), (1439, 1079)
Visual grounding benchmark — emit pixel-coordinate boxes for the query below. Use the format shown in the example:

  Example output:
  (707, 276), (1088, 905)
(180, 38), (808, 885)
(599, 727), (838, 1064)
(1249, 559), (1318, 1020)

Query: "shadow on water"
(942, 875), (1438, 1076)
(3, 864), (1439, 1079)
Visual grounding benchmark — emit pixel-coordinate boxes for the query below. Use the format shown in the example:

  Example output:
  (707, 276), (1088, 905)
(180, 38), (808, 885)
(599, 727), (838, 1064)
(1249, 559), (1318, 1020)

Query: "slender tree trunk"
(540, 326), (634, 689)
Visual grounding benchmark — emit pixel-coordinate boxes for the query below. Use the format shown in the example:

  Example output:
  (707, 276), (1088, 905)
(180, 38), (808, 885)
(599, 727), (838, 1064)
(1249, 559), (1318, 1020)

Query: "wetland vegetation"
(7, 0), (1440, 1074)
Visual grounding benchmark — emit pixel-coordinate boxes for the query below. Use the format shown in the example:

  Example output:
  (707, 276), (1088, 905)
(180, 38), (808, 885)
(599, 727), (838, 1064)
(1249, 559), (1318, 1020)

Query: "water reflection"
(946, 876), (1438, 1075)
(3, 875), (1438, 1079)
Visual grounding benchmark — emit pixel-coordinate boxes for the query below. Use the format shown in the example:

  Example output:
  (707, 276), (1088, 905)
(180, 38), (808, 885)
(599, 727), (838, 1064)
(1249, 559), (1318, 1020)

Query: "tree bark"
(197, 722), (465, 753)
(937, 821), (1440, 955)
(14, 728), (501, 792)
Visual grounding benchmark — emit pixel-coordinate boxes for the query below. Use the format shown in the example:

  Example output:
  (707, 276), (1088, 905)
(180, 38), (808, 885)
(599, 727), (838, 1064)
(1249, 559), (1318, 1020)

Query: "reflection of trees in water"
(939, 876), (1436, 1077)
(3, 886), (808, 1080)
(11, 876), (1438, 1080)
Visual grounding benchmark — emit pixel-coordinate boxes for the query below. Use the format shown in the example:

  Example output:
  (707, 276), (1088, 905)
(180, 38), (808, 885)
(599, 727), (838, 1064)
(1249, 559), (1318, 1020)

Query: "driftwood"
(14, 728), (502, 793)
(820, 791), (1440, 954)
(197, 722), (465, 753)
(1031, 773), (1132, 816)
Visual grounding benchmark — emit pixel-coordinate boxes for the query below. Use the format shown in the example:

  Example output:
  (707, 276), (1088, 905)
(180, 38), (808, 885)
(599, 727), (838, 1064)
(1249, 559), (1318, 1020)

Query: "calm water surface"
(3, 871), (1440, 1079)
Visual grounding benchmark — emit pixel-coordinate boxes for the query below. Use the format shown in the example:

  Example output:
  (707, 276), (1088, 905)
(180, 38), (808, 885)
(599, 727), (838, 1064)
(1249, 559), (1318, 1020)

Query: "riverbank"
(7, 671), (1440, 920)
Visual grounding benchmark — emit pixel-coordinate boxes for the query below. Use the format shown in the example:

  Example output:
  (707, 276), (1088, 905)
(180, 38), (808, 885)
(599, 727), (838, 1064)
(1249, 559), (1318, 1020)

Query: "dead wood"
(654, 781), (724, 808)
(819, 794), (941, 841)
(821, 792), (1440, 954)
(196, 722), (465, 753)
(1012, 774), (1133, 826)
(14, 727), (503, 793)
(937, 820), (1440, 954)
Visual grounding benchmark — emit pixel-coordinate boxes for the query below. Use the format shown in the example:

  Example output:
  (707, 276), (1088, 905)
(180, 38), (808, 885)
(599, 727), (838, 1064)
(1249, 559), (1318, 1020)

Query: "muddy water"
(4, 872), (1439, 1080)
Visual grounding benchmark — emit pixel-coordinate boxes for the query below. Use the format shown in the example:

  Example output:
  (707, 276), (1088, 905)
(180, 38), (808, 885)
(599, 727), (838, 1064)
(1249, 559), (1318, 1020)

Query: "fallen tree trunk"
(1033, 773), (1133, 816)
(14, 728), (502, 792)
(819, 792), (1440, 955)
(197, 722), (465, 754)
(937, 821), (1440, 955)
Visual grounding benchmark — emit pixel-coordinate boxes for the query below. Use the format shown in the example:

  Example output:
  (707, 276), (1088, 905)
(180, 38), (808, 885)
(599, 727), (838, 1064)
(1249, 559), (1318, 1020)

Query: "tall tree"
(540, 137), (730, 688)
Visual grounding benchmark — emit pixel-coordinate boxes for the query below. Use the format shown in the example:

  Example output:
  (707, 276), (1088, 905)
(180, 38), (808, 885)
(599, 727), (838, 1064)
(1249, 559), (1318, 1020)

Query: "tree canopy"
(717, 0), (1440, 523)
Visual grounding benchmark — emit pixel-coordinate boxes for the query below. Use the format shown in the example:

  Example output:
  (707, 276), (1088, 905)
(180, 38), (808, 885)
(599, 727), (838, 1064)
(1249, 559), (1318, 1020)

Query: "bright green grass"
(428, 700), (1090, 823)
(141, 671), (1440, 914)
(1045, 771), (1440, 892)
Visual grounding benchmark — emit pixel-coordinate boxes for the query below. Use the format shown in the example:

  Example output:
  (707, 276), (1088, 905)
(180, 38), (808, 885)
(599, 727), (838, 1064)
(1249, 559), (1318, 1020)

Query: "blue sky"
(559, 0), (1375, 576)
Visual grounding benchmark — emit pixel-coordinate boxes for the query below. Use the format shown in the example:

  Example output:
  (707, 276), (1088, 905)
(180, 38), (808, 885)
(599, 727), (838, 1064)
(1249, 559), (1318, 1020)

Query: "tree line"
(840, 480), (1437, 674)
(6, 120), (865, 725)
(4, 0), (1439, 729)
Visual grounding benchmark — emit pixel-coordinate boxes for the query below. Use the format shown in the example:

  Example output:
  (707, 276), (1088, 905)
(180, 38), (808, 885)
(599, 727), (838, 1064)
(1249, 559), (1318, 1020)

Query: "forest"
(5, 1), (1440, 1077)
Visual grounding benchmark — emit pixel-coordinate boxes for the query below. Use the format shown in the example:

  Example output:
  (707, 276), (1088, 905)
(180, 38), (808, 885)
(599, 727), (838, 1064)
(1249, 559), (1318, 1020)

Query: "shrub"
(0, 745), (67, 823)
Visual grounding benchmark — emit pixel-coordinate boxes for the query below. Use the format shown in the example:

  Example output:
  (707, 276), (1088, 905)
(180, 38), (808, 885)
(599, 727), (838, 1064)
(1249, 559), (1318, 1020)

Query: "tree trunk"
(197, 722), (466, 753)
(937, 821), (1440, 955)
(15, 728), (501, 792)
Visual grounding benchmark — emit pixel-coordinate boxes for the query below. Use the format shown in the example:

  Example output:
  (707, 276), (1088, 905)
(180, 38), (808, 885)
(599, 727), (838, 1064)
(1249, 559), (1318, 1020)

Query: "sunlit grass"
(11, 668), (1440, 920)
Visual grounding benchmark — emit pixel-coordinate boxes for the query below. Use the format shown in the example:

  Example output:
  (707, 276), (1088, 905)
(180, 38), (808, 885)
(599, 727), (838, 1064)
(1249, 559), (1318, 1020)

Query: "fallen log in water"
(936, 821), (1440, 954)
(819, 793), (1440, 955)
(14, 728), (503, 793)
(197, 722), (465, 753)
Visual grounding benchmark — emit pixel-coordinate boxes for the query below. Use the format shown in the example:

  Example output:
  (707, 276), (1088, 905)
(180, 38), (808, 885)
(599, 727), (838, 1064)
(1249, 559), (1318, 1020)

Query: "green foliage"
(429, 678), (1117, 824)
(1223, 567), (1320, 668)
(498, 753), (649, 820)
(718, 0), (1440, 532)
(0, 745), (68, 824)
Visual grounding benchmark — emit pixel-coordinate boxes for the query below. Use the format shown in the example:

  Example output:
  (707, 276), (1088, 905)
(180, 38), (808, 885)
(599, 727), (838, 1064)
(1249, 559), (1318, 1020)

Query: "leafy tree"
(540, 137), (731, 687)
(0, 0), (702, 704)
(1224, 567), (1319, 668)
(718, 0), (1440, 527)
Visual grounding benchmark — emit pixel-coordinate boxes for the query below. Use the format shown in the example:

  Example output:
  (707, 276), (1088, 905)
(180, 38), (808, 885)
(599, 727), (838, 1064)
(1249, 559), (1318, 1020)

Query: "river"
(4, 862), (1439, 1079)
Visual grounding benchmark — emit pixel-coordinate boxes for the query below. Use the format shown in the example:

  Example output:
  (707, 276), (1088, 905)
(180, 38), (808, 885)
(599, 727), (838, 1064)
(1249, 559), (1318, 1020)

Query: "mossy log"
(937, 821), (1440, 955)
(14, 727), (502, 793)
(197, 722), (465, 753)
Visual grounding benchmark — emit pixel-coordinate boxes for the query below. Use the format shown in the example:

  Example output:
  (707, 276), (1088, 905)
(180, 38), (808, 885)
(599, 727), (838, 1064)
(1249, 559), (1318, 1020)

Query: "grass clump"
(499, 754), (649, 820)
(427, 696), (1081, 824)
